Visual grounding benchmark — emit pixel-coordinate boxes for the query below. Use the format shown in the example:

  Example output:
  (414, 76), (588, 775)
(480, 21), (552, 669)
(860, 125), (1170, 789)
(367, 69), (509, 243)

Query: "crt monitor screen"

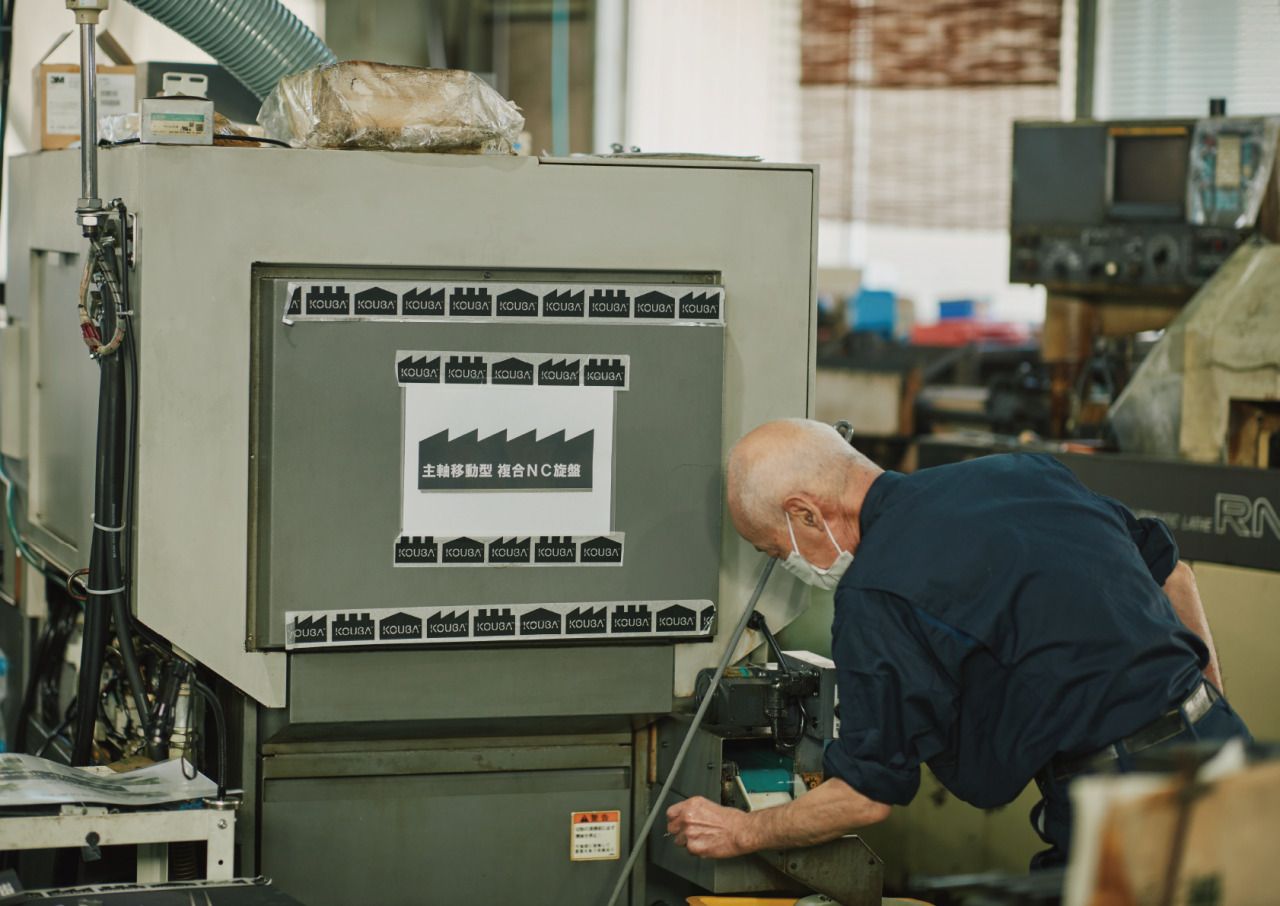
(1111, 131), (1191, 214)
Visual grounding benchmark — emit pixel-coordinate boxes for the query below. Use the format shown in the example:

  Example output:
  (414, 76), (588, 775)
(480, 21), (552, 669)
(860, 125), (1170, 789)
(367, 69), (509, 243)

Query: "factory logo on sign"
(449, 287), (493, 317)
(583, 359), (627, 388)
(418, 429), (593, 491)
(394, 535), (438, 564)
(657, 604), (697, 633)
(287, 614), (328, 645)
(566, 606), (607, 635)
(379, 611), (423, 640)
(520, 607), (563, 635)
(305, 285), (350, 316)
(426, 610), (470, 639)
(538, 359), (581, 387)
(333, 612), (375, 642)
(354, 286), (397, 316)
(542, 289), (585, 317)
(397, 355), (442, 384)
(488, 537), (531, 564)
(580, 536), (623, 564)
(490, 357), (535, 386)
(589, 289), (630, 318)
(286, 287), (303, 316)
(474, 608), (517, 637)
(497, 288), (539, 317)
(403, 287), (445, 316)
(611, 605), (652, 634)
(634, 290), (675, 319)
(535, 536), (578, 564)
(441, 537), (485, 564)
(444, 355), (487, 384)
(679, 291), (721, 320)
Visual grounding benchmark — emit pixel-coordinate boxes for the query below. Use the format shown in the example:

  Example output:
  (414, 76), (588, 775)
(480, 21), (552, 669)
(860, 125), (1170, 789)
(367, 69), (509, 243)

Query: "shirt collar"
(859, 470), (903, 537)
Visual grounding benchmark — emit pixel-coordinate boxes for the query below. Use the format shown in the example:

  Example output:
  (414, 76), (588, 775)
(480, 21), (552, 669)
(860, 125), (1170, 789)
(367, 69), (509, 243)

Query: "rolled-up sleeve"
(1103, 497), (1180, 585)
(823, 588), (957, 806)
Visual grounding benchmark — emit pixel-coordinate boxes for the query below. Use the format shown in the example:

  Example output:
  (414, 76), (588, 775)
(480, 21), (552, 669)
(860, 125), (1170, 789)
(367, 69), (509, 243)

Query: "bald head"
(727, 419), (882, 563)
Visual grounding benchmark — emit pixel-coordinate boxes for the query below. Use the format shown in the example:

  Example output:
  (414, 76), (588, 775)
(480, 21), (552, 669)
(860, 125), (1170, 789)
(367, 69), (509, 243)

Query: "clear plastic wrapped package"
(1186, 116), (1280, 229)
(257, 61), (525, 153)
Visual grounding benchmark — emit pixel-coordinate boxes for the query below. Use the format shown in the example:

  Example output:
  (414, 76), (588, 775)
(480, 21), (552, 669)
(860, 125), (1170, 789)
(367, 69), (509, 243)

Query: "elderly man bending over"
(667, 418), (1248, 868)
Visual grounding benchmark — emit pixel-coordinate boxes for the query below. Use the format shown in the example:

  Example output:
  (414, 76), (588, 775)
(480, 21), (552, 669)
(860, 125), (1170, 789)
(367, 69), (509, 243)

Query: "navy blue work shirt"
(823, 453), (1208, 809)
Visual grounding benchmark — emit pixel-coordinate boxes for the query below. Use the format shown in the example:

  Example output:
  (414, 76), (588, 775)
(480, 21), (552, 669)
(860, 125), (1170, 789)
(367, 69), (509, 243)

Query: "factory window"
(1092, 0), (1280, 119)
(800, 0), (1066, 230)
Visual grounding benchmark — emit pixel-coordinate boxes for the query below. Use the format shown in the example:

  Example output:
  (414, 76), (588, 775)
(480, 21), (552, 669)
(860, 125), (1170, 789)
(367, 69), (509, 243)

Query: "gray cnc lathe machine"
(3, 146), (838, 905)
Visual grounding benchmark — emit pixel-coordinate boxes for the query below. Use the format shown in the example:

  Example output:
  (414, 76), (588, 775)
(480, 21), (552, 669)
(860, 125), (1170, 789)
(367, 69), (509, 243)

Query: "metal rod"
(604, 557), (777, 906)
(77, 19), (101, 217)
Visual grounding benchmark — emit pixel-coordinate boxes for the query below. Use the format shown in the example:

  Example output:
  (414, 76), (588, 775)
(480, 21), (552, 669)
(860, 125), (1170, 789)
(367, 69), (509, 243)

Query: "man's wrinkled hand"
(665, 796), (750, 859)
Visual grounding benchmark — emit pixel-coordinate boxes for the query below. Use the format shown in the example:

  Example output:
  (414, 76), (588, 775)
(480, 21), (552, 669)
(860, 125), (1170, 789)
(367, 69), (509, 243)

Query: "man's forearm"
(735, 778), (890, 852)
(1164, 561), (1223, 690)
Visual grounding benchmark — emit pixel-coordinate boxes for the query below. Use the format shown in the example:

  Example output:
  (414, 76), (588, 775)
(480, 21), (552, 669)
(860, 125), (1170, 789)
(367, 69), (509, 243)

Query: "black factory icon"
(304, 284), (350, 316)
(566, 606), (607, 635)
(403, 286), (445, 316)
(579, 536), (623, 564)
(588, 289), (630, 318)
(418, 429), (593, 491)
(444, 355), (487, 384)
(679, 291), (721, 320)
(611, 604), (652, 634)
(537, 359), (580, 386)
(474, 608), (517, 638)
(449, 286), (493, 317)
(657, 604), (697, 633)
(353, 286), (397, 316)
(487, 537), (531, 564)
(520, 607), (563, 636)
(426, 610), (470, 639)
(542, 289), (585, 317)
(496, 288), (539, 317)
(287, 614), (328, 645)
(378, 612), (423, 641)
(634, 290), (675, 319)
(332, 612), (375, 643)
(397, 355), (442, 384)
(490, 356), (535, 386)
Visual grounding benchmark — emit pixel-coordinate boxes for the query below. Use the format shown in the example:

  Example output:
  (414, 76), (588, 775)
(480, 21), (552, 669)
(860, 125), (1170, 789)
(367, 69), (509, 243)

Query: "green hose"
(0, 456), (50, 577)
(124, 0), (336, 100)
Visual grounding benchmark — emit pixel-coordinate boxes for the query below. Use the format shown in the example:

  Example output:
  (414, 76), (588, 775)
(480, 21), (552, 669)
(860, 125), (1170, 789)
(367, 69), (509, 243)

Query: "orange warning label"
(570, 810), (621, 861)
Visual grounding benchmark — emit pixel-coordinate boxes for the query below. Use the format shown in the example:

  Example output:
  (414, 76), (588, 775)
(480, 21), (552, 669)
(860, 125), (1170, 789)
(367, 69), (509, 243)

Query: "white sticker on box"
(570, 810), (621, 862)
(45, 71), (136, 135)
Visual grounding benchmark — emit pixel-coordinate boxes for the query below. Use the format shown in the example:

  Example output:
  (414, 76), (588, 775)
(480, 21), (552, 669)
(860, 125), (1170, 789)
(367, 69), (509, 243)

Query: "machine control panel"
(1010, 116), (1276, 295)
(1010, 223), (1245, 293)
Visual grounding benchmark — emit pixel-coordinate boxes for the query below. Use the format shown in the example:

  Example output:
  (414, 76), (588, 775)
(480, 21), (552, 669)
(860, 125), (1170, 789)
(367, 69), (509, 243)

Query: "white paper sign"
(401, 384), (615, 537)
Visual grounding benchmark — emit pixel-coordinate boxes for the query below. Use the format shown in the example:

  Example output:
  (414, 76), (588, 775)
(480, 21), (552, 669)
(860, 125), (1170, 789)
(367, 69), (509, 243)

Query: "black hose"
(192, 679), (228, 801)
(71, 232), (138, 765)
(94, 232), (151, 739)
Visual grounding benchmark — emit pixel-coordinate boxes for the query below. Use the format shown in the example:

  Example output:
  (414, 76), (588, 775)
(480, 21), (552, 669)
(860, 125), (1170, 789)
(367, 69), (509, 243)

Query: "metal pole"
(77, 20), (100, 215)
(604, 557), (777, 906)
(66, 0), (108, 227)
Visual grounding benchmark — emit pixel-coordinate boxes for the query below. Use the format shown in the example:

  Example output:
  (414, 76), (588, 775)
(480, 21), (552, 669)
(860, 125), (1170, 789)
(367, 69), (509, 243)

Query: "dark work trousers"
(1029, 692), (1252, 870)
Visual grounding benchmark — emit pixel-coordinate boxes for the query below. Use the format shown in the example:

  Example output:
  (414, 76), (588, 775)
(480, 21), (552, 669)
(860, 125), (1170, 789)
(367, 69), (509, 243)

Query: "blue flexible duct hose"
(125, 0), (336, 100)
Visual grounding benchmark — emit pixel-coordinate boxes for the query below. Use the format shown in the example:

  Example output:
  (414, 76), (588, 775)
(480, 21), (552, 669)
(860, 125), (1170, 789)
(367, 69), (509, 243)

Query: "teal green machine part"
(735, 748), (796, 795)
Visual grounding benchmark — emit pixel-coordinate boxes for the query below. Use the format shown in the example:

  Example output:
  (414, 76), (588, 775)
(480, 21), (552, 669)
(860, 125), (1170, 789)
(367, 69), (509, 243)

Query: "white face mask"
(780, 511), (853, 591)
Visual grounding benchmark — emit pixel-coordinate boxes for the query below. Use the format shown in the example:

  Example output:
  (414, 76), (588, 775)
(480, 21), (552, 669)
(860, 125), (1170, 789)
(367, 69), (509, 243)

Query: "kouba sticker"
(399, 352), (619, 538)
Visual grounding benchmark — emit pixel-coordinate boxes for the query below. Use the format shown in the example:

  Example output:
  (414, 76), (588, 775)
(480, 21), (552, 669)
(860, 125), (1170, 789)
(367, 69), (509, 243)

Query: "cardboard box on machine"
(34, 33), (136, 150)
